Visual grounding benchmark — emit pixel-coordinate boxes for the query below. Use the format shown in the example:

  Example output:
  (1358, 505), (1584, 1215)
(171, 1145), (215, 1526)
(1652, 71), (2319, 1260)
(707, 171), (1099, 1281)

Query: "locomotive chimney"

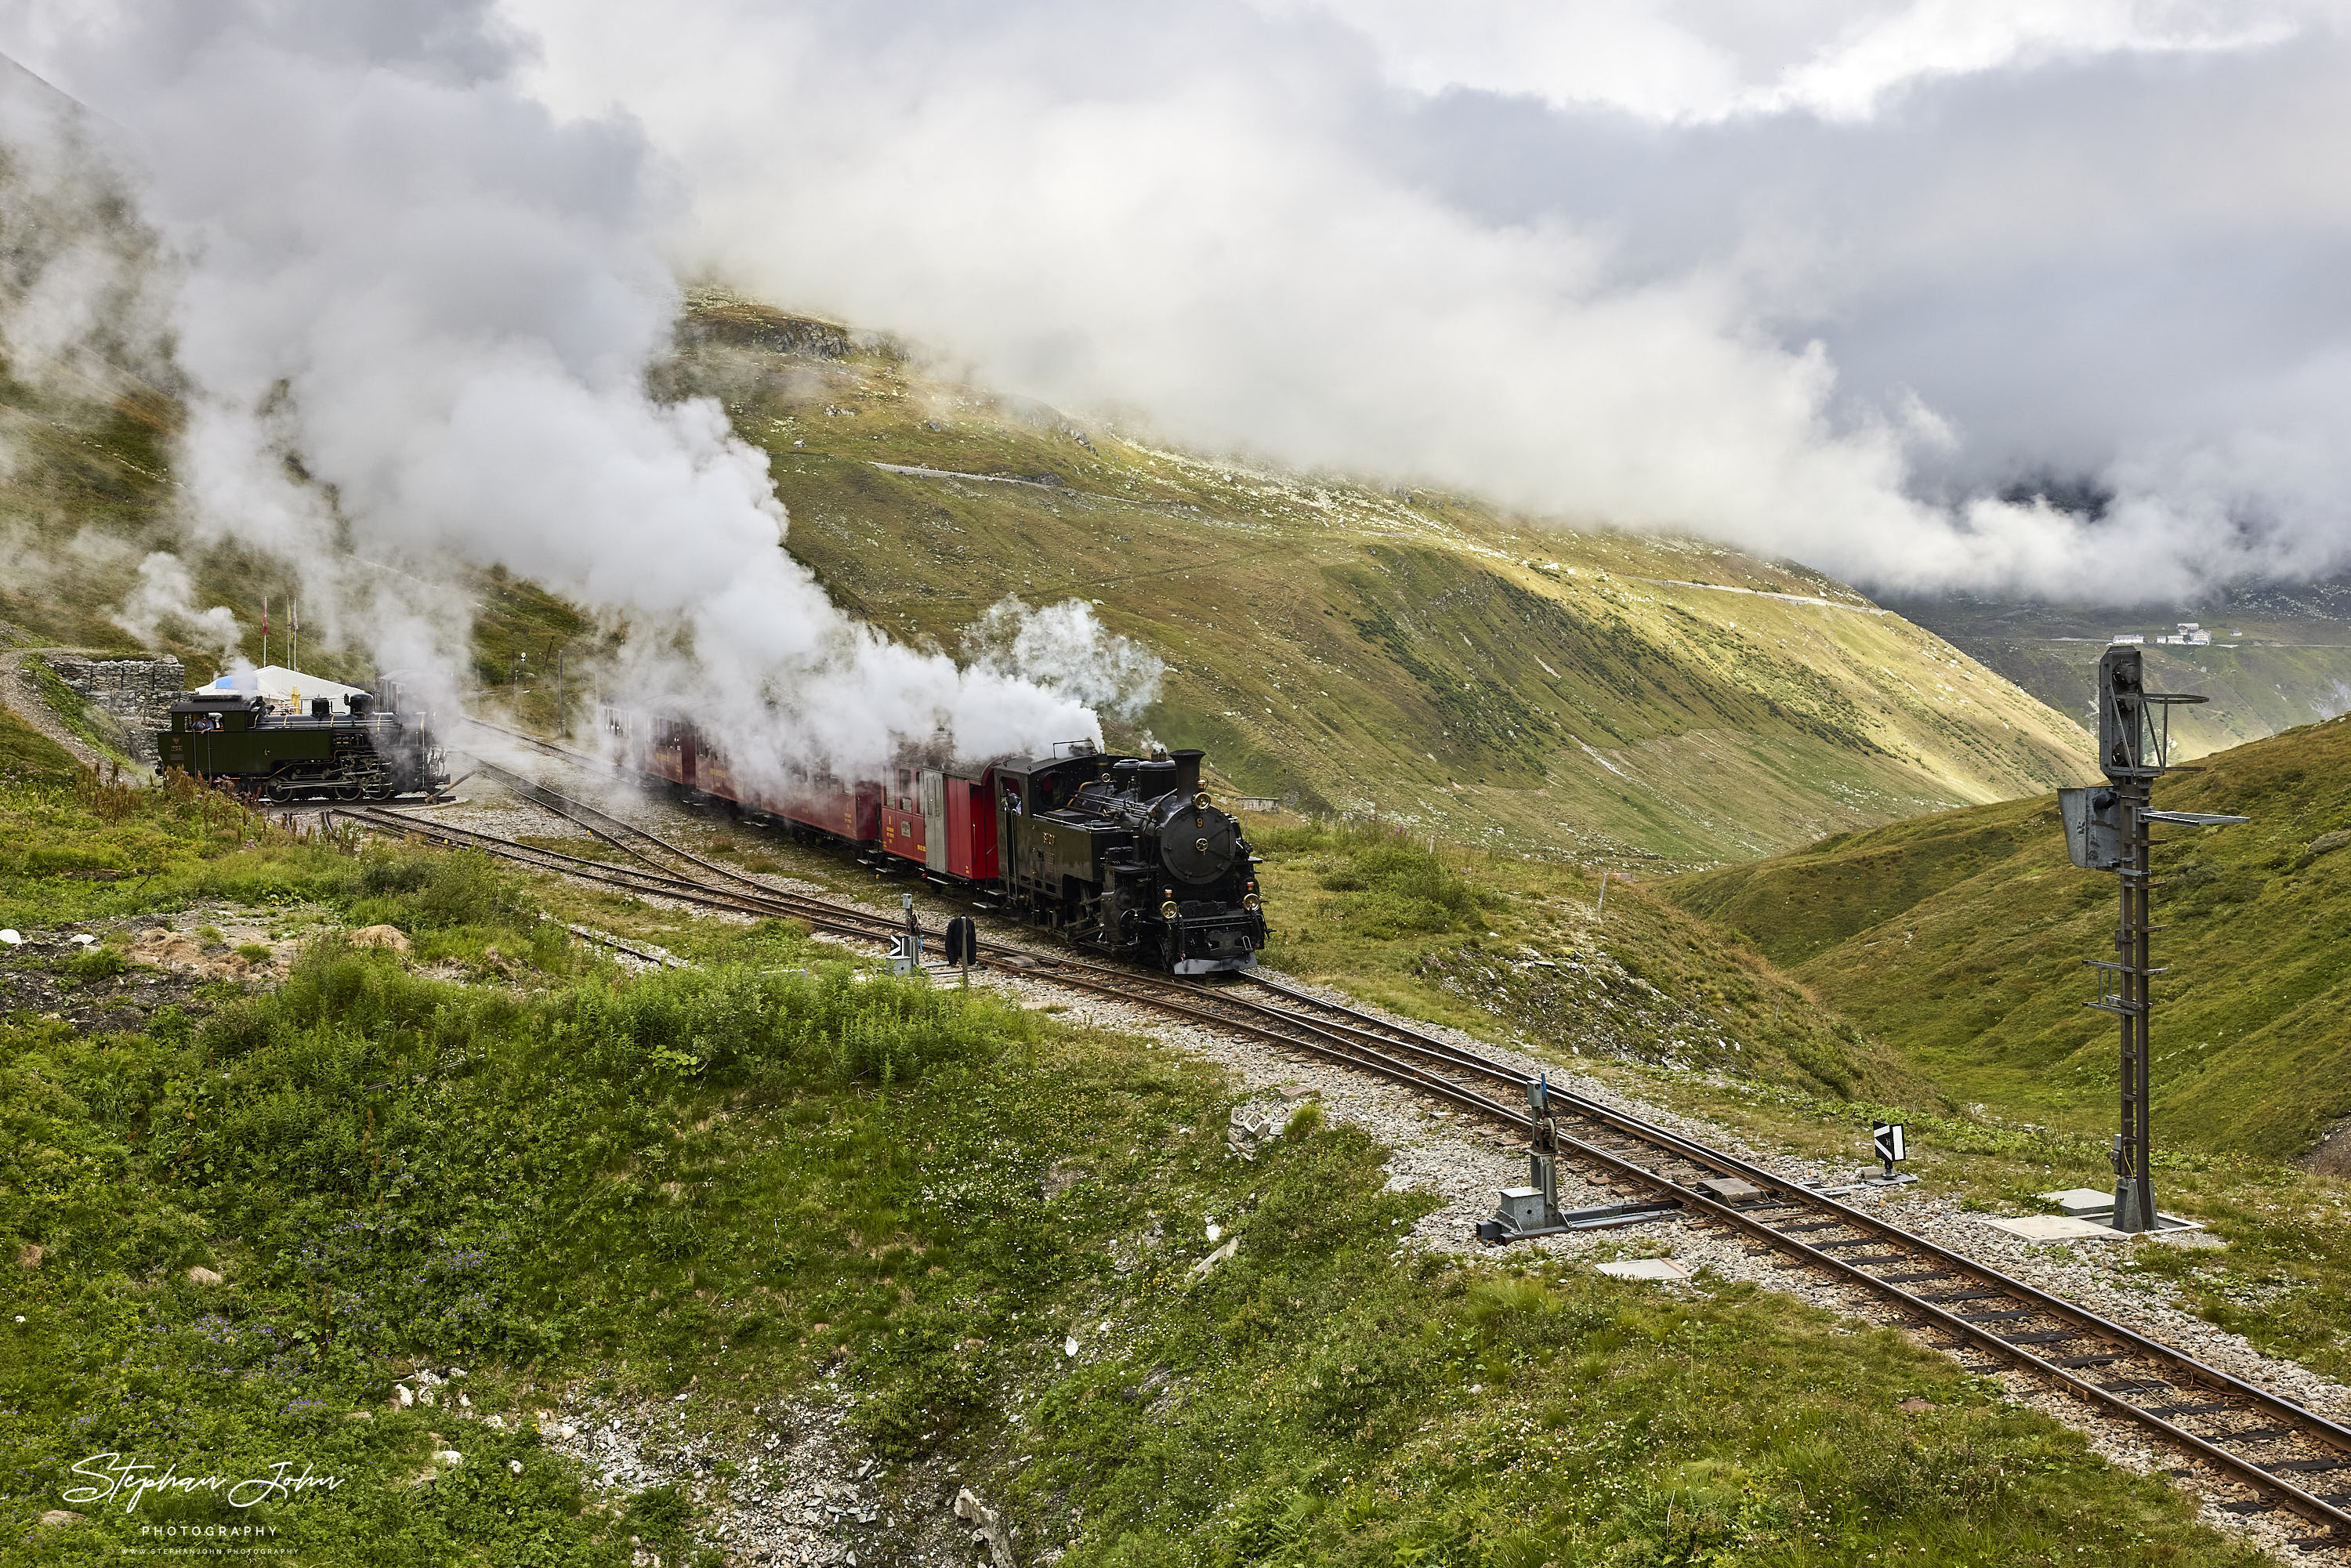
(1170, 749), (1204, 796)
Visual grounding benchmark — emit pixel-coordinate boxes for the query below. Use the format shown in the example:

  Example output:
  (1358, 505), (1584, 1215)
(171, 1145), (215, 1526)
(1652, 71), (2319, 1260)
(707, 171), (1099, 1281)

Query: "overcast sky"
(9, 0), (2351, 604)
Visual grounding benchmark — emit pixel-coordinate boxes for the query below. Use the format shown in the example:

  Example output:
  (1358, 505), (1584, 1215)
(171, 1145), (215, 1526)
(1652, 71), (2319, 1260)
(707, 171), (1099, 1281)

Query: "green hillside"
(0, 278), (2095, 865)
(1661, 714), (2351, 1161)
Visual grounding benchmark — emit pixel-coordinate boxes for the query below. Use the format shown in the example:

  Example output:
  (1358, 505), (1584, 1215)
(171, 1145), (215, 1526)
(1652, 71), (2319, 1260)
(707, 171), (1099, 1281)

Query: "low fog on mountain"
(5, 0), (2346, 621)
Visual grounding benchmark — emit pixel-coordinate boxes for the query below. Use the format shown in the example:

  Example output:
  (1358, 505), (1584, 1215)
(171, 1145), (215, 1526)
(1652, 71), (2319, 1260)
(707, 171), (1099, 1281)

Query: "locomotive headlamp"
(1241, 893), (1261, 912)
(1193, 790), (1211, 809)
(1160, 899), (1181, 919)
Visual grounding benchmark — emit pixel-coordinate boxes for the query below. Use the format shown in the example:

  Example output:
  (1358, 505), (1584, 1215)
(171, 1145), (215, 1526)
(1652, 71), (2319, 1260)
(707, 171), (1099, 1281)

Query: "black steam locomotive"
(994, 745), (1266, 974)
(156, 681), (447, 802)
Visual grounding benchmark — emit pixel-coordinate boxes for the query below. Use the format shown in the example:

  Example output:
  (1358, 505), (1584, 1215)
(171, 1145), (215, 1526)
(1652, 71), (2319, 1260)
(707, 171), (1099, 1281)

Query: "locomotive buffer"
(2057, 645), (2246, 1234)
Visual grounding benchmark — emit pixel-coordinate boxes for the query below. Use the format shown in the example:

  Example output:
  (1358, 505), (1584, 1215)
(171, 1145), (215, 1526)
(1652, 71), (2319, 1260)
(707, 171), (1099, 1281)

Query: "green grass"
(1252, 817), (1933, 1103)
(1659, 712), (2351, 1159)
(0, 777), (2269, 1565)
(0, 705), (78, 787)
(1649, 712), (2351, 1382)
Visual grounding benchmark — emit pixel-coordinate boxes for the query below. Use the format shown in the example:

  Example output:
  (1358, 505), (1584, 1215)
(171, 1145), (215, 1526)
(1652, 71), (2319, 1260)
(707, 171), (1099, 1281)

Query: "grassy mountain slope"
(1659, 715), (2351, 1161)
(0, 277), (2092, 865)
(671, 294), (2091, 866)
(0, 782), (2259, 1566)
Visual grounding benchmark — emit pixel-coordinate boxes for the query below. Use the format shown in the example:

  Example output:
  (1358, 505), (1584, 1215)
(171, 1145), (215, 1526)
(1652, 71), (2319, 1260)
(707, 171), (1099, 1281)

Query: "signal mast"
(2058, 646), (2246, 1233)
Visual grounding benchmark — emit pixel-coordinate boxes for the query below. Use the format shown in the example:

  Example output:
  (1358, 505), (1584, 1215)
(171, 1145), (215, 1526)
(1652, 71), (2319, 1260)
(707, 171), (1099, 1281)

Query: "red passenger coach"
(613, 709), (981, 880)
(624, 713), (882, 849)
(878, 765), (1002, 882)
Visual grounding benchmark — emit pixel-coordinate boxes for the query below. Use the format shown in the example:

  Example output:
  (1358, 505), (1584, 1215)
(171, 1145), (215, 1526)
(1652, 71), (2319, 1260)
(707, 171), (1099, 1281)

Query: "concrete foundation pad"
(1595, 1258), (1692, 1281)
(1975, 1214), (2132, 1242)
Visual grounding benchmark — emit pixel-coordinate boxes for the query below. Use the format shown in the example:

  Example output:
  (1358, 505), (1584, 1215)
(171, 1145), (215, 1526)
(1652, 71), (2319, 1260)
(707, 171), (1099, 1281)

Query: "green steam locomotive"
(156, 680), (447, 802)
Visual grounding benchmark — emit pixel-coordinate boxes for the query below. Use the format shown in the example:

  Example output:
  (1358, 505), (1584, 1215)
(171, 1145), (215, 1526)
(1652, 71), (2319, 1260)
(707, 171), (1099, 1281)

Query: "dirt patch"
(0, 906), (308, 1033)
(2303, 1117), (2351, 1178)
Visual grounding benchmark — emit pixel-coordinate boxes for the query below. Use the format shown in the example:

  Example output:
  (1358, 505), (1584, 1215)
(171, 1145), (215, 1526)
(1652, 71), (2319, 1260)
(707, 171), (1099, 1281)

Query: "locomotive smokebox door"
(1158, 800), (1241, 884)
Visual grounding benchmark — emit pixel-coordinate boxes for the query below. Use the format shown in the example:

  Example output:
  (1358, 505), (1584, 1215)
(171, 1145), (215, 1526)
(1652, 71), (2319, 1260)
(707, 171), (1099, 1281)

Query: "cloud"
(9, 0), (2347, 617)
(491, 0), (2351, 603)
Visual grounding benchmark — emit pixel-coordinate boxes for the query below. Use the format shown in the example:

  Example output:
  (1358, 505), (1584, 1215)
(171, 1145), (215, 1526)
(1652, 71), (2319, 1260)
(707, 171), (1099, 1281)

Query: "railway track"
(354, 744), (2351, 1550)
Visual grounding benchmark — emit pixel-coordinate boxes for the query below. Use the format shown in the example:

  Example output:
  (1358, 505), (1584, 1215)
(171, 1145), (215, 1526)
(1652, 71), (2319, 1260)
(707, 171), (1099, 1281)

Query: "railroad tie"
(1918, 1288), (2005, 1304)
(2050, 1353), (2125, 1369)
(2001, 1328), (2088, 1347)
(2268, 1457), (2351, 1473)
(1878, 1269), (1956, 1284)
(2096, 1378), (2168, 1397)
(1959, 1309), (2045, 1324)
(2146, 1401), (2233, 1419)
(1812, 1236), (1884, 1251)
(2218, 1496), (2277, 1515)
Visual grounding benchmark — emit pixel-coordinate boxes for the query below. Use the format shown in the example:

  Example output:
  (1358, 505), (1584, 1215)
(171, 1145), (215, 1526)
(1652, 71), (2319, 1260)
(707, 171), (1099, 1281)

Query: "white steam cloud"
(113, 550), (240, 659)
(965, 598), (1166, 722)
(2, 1), (1113, 779)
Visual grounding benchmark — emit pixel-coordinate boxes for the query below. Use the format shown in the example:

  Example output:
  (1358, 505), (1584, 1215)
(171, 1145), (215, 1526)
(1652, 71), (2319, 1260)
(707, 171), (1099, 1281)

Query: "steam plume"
(3, 1), (1110, 778)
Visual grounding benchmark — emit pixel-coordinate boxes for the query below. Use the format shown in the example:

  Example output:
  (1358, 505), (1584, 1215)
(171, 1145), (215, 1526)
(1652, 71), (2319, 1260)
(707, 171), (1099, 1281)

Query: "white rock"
(394, 1385), (415, 1408)
(1204, 1221), (1221, 1242)
(186, 1266), (224, 1286)
(433, 1450), (462, 1467)
(508, 1460), (523, 1476)
(0, 930), (20, 945)
(1186, 1238), (1239, 1282)
(1062, 1336), (1078, 1358)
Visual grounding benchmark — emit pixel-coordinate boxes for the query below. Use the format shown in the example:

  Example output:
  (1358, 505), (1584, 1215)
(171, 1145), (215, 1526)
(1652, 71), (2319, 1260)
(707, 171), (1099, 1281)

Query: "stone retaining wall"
(43, 655), (186, 762)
